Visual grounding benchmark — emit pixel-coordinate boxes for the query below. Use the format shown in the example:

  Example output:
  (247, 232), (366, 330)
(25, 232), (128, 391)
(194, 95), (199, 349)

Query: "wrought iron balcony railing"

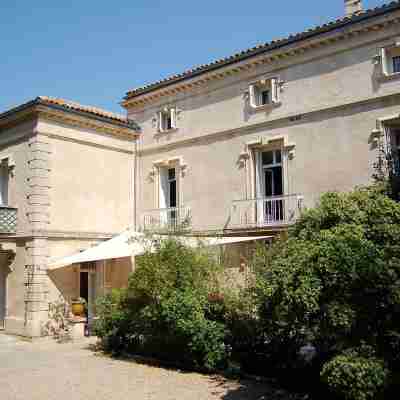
(0, 206), (17, 234)
(142, 206), (191, 232)
(230, 194), (304, 229)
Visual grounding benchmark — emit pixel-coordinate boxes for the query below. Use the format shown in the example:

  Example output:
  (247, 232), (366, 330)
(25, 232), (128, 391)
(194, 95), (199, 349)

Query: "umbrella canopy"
(48, 230), (272, 270)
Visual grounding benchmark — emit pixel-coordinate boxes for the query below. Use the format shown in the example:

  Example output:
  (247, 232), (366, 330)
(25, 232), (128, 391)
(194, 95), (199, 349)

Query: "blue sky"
(0, 0), (387, 114)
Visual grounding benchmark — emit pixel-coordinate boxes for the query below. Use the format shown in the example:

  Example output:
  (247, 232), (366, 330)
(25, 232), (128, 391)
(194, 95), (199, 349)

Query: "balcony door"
(256, 149), (284, 224)
(160, 167), (178, 226)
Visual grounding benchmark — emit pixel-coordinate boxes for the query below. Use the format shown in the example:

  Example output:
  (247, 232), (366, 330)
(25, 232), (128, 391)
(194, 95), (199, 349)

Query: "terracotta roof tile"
(124, 1), (400, 101)
(0, 96), (140, 131)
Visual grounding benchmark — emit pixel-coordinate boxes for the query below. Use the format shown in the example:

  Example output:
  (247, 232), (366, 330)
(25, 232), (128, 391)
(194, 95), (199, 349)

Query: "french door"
(257, 149), (284, 224)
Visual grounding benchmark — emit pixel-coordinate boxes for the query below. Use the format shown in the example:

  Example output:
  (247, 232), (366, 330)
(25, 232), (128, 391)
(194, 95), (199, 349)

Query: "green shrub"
(251, 186), (400, 393)
(95, 237), (229, 371)
(321, 353), (389, 400)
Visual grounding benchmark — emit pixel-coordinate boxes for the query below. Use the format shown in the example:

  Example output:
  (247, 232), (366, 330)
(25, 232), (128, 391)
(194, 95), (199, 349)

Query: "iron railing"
(142, 206), (191, 232)
(230, 194), (304, 229)
(0, 206), (17, 234)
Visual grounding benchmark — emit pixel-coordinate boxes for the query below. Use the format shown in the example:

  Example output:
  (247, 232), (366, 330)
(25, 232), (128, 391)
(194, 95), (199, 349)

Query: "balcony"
(0, 206), (17, 234)
(230, 194), (304, 230)
(142, 206), (191, 233)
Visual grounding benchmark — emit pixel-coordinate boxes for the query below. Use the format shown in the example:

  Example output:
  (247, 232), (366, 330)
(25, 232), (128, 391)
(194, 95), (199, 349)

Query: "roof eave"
(123, 1), (400, 102)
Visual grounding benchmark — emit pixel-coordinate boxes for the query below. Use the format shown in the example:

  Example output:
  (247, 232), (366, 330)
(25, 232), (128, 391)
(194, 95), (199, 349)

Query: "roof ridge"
(123, 0), (400, 101)
(0, 96), (140, 131)
(36, 96), (128, 121)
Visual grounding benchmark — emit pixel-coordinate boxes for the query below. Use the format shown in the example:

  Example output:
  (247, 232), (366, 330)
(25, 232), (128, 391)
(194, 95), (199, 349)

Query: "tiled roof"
(124, 1), (400, 101)
(0, 96), (140, 131)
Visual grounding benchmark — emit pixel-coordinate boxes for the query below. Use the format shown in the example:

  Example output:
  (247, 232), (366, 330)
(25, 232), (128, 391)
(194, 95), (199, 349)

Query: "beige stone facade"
(2, 1), (400, 337)
(123, 2), (400, 235)
(0, 98), (138, 336)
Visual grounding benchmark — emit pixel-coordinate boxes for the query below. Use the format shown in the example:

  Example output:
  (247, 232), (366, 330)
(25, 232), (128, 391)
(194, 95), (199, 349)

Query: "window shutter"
(249, 85), (257, 108)
(381, 48), (388, 76)
(271, 78), (278, 103)
(170, 108), (177, 129)
(158, 111), (164, 132)
(254, 151), (264, 225)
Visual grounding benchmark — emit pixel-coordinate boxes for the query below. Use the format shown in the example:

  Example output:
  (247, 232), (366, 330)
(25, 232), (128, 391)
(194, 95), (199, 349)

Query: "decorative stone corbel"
(372, 54), (381, 65)
(180, 163), (188, 177)
(151, 114), (159, 129)
(238, 151), (250, 168)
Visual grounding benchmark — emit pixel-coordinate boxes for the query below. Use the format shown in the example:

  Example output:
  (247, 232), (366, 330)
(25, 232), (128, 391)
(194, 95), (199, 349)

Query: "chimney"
(345, 0), (363, 17)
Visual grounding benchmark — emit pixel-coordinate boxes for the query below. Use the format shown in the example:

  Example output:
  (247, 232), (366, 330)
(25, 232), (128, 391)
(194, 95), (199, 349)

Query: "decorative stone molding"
(243, 134), (296, 158)
(152, 156), (188, 177)
(123, 13), (400, 108)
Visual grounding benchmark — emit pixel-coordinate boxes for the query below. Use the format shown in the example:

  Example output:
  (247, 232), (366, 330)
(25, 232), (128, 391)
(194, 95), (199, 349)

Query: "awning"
(48, 230), (272, 270)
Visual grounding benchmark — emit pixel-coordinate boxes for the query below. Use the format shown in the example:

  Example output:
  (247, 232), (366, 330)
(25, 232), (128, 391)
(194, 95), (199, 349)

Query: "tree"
(253, 186), (400, 398)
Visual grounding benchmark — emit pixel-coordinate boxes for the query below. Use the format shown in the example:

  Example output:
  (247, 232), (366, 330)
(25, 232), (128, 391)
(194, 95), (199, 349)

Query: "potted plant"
(71, 297), (87, 317)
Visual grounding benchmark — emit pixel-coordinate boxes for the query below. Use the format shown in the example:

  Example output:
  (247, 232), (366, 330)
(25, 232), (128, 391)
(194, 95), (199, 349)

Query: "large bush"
(252, 186), (400, 395)
(94, 238), (229, 371)
(321, 350), (389, 400)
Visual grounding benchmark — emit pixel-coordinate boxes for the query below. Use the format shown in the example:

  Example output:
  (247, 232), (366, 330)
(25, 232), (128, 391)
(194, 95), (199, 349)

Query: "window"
(255, 149), (284, 223)
(0, 159), (9, 206)
(390, 128), (400, 175)
(381, 46), (400, 76)
(158, 107), (176, 132)
(249, 78), (279, 109)
(393, 56), (400, 74)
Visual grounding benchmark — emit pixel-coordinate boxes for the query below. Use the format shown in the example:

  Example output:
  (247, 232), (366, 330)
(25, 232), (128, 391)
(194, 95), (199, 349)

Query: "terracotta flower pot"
(71, 302), (85, 317)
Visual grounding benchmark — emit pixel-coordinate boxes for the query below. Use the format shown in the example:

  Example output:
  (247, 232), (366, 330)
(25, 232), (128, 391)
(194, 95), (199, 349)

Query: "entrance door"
(80, 271), (89, 303)
(0, 264), (6, 329)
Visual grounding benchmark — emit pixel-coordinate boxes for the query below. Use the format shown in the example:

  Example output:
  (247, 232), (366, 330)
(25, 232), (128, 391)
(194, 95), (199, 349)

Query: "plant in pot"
(71, 297), (87, 317)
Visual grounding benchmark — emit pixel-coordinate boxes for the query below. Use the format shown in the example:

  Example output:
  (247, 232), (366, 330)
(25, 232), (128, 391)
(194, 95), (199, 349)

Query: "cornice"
(123, 12), (400, 109)
(36, 106), (138, 141)
(137, 92), (400, 157)
(0, 101), (139, 142)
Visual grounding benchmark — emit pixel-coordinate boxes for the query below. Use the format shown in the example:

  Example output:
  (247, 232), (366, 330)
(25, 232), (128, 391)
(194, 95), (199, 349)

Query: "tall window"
(255, 149), (284, 223)
(393, 56), (400, 74)
(390, 128), (400, 175)
(0, 159), (9, 206)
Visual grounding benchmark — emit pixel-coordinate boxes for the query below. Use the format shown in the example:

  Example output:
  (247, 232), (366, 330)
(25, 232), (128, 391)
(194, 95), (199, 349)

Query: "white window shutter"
(171, 108), (177, 129)
(158, 111), (163, 132)
(381, 48), (388, 76)
(249, 84), (257, 108)
(254, 151), (264, 225)
(271, 78), (278, 103)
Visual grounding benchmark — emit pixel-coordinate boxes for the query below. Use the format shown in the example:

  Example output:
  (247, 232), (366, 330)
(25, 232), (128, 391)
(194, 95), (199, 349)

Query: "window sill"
(251, 102), (281, 112)
(156, 128), (178, 135)
(378, 72), (400, 82)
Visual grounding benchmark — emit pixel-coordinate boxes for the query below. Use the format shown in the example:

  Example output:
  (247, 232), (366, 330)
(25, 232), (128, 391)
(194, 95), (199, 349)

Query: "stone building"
(0, 97), (139, 336)
(2, 0), (400, 337)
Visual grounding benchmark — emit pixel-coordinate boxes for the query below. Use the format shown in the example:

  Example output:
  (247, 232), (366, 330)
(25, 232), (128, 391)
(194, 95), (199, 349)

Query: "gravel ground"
(0, 333), (276, 400)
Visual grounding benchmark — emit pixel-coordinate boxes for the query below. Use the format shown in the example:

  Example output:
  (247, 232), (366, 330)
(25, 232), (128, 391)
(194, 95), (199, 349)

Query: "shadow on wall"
(48, 266), (78, 303)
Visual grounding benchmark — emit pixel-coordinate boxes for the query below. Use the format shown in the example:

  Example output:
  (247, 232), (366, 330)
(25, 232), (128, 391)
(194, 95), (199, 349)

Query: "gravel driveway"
(0, 333), (276, 400)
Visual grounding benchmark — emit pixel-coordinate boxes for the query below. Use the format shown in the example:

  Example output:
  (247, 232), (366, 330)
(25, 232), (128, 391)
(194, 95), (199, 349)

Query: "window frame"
(248, 77), (280, 110)
(158, 107), (177, 133)
(381, 45), (400, 78)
